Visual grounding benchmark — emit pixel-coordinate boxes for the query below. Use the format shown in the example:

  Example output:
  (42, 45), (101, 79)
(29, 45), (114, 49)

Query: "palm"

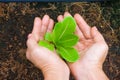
(26, 16), (69, 76)
(72, 38), (106, 68)
(57, 12), (108, 77)
(77, 39), (93, 52)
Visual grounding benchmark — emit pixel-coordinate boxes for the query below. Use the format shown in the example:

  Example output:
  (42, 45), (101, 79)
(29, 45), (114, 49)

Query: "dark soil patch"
(0, 2), (120, 80)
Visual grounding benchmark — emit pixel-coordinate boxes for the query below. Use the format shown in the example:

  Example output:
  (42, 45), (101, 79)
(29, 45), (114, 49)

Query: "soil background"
(0, 1), (120, 80)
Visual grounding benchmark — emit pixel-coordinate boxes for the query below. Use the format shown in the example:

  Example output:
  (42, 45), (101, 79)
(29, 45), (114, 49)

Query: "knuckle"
(101, 42), (109, 51)
(105, 43), (109, 51)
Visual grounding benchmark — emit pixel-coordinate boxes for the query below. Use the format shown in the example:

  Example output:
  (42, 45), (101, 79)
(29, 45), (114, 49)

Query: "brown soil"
(0, 2), (120, 80)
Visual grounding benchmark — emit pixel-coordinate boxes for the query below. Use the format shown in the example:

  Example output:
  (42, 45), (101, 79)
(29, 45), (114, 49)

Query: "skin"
(26, 15), (69, 80)
(57, 12), (109, 80)
(26, 12), (109, 80)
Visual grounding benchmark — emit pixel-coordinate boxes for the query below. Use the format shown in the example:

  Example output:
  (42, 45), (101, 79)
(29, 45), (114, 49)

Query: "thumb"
(91, 27), (108, 64)
(26, 34), (38, 50)
(91, 26), (105, 43)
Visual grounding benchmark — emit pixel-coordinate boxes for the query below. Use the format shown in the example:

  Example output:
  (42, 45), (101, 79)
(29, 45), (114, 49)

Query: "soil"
(0, 1), (120, 80)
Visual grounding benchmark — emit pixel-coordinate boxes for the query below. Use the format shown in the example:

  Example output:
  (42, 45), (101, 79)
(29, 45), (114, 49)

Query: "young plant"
(38, 16), (79, 62)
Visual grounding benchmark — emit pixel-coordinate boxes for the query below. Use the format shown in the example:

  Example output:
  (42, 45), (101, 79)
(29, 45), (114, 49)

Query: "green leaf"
(62, 16), (76, 34)
(38, 40), (54, 51)
(56, 34), (79, 47)
(52, 16), (76, 43)
(45, 32), (52, 42)
(38, 16), (79, 62)
(57, 47), (79, 62)
(52, 22), (62, 43)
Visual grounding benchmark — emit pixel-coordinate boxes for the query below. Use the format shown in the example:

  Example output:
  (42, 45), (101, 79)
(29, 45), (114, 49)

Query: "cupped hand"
(57, 12), (109, 80)
(26, 15), (69, 80)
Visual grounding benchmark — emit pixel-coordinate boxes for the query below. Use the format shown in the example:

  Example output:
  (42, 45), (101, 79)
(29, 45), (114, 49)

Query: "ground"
(0, 1), (120, 80)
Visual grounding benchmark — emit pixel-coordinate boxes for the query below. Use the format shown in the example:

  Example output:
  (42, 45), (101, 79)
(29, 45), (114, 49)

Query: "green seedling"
(38, 16), (79, 62)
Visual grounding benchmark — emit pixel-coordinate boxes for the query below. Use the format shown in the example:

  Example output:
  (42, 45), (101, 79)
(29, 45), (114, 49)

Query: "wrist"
(75, 67), (109, 80)
(42, 65), (70, 80)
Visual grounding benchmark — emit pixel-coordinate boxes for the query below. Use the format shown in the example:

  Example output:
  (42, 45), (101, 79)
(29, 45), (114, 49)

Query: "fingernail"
(34, 17), (41, 24)
(64, 12), (71, 16)
(35, 17), (40, 20)
(43, 15), (49, 20)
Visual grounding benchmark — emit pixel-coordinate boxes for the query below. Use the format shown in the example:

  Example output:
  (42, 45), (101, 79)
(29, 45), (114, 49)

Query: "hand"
(57, 12), (109, 80)
(26, 15), (69, 80)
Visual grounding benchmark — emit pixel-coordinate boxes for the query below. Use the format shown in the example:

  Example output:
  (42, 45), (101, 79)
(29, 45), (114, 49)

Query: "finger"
(74, 14), (91, 39)
(74, 42), (85, 54)
(91, 26), (105, 42)
(75, 26), (85, 40)
(57, 15), (64, 22)
(63, 12), (84, 40)
(63, 12), (85, 40)
(32, 17), (42, 41)
(47, 19), (54, 33)
(40, 15), (50, 40)
(64, 12), (72, 17)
